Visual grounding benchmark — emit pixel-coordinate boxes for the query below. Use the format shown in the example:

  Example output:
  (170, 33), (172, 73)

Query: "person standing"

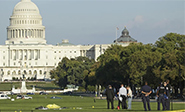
(165, 79), (171, 110)
(141, 82), (152, 111)
(105, 85), (114, 109)
(118, 84), (127, 109)
(156, 82), (166, 110)
(126, 86), (132, 109)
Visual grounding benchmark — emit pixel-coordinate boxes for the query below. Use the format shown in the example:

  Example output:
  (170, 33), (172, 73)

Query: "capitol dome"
(13, 0), (40, 16)
(6, 0), (46, 45)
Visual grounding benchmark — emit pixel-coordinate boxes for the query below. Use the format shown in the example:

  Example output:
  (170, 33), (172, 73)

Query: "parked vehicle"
(50, 96), (62, 99)
(0, 94), (11, 99)
(16, 95), (23, 99)
(22, 95), (32, 99)
(39, 92), (48, 95)
(27, 93), (35, 95)
(63, 91), (72, 95)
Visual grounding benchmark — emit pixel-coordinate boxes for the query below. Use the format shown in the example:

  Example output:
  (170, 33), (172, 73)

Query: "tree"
(96, 45), (126, 87)
(50, 56), (95, 89)
(128, 48), (162, 86)
(153, 33), (185, 96)
(153, 33), (185, 82)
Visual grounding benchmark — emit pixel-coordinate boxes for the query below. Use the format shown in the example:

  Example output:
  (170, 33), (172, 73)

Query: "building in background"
(0, 0), (137, 81)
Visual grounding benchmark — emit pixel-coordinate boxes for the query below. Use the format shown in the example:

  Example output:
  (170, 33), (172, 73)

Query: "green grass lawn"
(0, 94), (184, 112)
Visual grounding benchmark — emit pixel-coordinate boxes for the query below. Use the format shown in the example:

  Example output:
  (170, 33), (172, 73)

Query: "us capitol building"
(0, 0), (137, 81)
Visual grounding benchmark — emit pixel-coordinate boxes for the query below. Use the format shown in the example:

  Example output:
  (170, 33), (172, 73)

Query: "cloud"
(126, 15), (144, 28)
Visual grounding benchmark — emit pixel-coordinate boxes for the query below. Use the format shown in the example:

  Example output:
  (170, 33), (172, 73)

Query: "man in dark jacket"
(141, 82), (152, 111)
(105, 85), (114, 109)
(165, 79), (171, 110)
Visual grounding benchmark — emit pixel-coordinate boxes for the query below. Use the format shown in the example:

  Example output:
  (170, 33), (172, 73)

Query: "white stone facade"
(0, 0), (132, 81)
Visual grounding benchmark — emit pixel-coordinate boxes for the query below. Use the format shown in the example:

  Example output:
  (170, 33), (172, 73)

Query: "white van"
(0, 94), (11, 99)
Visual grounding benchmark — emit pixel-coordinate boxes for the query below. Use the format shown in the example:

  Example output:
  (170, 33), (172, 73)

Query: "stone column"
(20, 30), (22, 38)
(18, 49), (21, 60)
(15, 29), (16, 38)
(43, 29), (45, 39)
(10, 50), (12, 59)
(32, 50), (34, 60)
(16, 50), (18, 60)
(17, 30), (19, 38)
(21, 50), (23, 60)
(34, 50), (37, 60)
(23, 30), (25, 38)
(35, 30), (37, 38)
(24, 50), (27, 60)
(34, 29), (35, 38)
(13, 50), (15, 60)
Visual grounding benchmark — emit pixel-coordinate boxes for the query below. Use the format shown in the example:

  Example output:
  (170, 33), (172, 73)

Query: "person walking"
(156, 82), (166, 110)
(118, 84), (127, 109)
(165, 79), (171, 110)
(126, 86), (132, 109)
(141, 82), (152, 111)
(105, 85), (114, 109)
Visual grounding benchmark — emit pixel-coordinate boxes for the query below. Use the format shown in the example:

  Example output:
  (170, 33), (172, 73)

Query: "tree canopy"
(50, 33), (185, 91)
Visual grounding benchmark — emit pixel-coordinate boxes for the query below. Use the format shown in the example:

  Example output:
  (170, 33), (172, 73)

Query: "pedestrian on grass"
(118, 84), (127, 109)
(156, 82), (166, 110)
(165, 79), (171, 110)
(126, 86), (132, 109)
(141, 82), (152, 111)
(105, 85), (114, 109)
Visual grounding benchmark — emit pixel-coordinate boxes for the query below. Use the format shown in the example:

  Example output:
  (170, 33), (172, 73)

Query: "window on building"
(12, 71), (16, 75)
(18, 70), (21, 75)
(29, 70), (32, 75)
(34, 70), (37, 75)
(39, 70), (42, 75)
(7, 71), (10, 75)
(23, 70), (27, 75)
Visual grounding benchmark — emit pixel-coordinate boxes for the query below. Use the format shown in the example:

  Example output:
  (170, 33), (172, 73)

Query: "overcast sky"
(0, 0), (184, 45)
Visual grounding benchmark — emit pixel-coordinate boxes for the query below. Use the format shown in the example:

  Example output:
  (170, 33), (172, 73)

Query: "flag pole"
(116, 27), (119, 44)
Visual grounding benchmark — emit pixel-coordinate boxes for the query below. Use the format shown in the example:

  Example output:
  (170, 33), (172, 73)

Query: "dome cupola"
(6, 0), (46, 45)
(114, 26), (137, 43)
(13, 0), (40, 16)
(122, 27), (129, 36)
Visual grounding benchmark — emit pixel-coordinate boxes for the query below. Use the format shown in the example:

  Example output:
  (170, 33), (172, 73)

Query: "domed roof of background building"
(56, 40), (74, 46)
(114, 27), (137, 43)
(13, 0), (40, 15)
(122, 27), (129, 36)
